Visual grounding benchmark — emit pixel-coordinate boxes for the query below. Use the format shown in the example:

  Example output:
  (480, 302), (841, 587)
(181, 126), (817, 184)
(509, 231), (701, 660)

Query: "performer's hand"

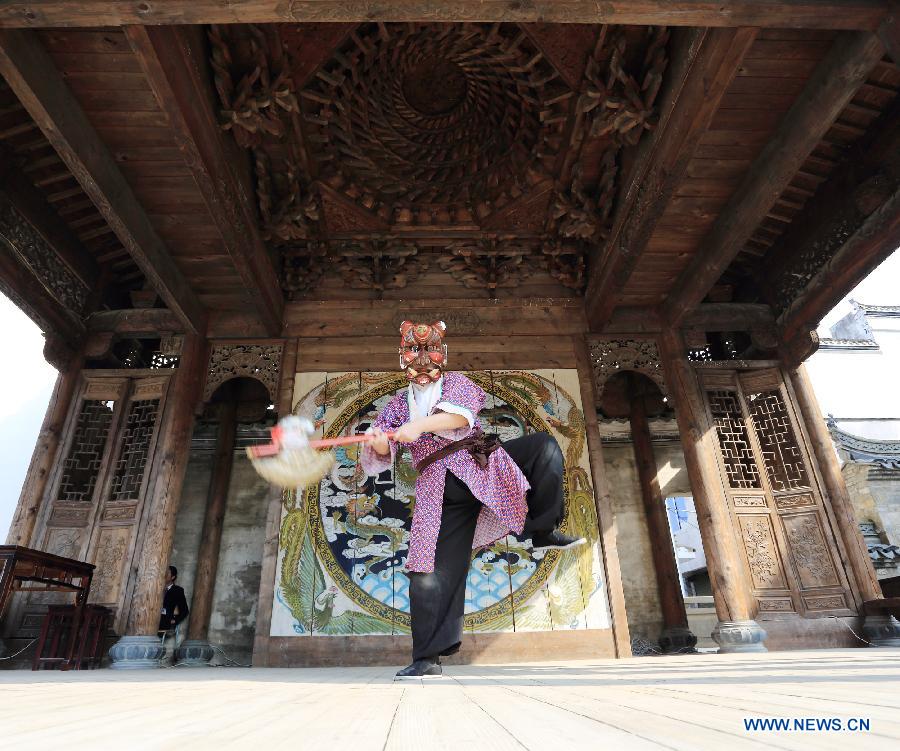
(393, 421), (424, 444)
(368, 427), (391, 456)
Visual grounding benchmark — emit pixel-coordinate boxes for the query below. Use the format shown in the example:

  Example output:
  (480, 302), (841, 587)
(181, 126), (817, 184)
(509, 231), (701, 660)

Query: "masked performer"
(361, 320), (584, 680)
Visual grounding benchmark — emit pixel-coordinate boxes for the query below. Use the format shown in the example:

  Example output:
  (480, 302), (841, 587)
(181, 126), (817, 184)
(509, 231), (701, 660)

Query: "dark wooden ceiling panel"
(617, 29), (834, 307)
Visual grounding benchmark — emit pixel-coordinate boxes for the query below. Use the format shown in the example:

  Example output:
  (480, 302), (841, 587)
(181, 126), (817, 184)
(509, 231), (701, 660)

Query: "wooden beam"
(125, 25), (284, 336)
(87, 308), (183, 336)
(780, 188), (900, 343)
(0, 155), (100, 290)
(0, 28), (207, 336)
(602, 302), (775, 334)
(774, 101), (900, 343)
(0, 240), (83, 342)
(877, 3), (900, 64)
(661, 30), (887, 326)
(0, 2), (888, 30)
(686, 302), (776, 331)
(585, 27), (758, 330)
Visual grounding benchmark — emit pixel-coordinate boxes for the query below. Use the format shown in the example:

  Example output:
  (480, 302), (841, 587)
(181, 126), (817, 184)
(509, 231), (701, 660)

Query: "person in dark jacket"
(158, 565), (189, 632)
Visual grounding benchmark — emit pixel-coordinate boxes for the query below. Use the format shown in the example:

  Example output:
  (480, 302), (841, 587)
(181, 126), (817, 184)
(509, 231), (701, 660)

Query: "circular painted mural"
(279, 370), (599, 635)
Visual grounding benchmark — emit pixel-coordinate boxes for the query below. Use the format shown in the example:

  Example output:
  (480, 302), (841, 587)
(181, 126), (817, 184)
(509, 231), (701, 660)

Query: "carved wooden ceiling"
(209, 22), (669, 300)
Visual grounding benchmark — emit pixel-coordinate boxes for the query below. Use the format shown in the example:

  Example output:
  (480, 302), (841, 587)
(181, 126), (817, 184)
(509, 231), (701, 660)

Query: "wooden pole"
(573, 336), (632, 657)
(109, 334), (206, 668)
(5, 350), (83, 547)
(657, 329), (766, 652)
(187, 395), (238, 642)
(787, 364), (882, 604)
(627, 375), (697, 653)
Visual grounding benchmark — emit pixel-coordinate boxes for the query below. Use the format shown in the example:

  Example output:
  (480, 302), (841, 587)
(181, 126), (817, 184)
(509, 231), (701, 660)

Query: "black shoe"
(394, 658), (443, 681)
(531, 528), (587, 551)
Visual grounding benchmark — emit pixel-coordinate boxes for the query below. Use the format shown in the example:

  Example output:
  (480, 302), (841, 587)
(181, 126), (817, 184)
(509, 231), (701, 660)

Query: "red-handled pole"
(247, 431), (396, 458)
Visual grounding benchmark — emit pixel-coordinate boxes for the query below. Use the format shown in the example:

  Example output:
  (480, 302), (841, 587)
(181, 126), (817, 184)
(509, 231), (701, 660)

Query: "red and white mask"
(399, 320), (447, 386)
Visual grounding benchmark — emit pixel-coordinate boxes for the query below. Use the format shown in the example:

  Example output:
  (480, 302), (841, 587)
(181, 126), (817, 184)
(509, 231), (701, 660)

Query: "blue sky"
(0, 251), (898, 540)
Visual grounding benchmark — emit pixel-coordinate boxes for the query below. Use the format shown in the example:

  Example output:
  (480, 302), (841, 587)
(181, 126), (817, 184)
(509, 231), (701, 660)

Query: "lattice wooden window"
(109, 399), (160, 501)
(57, 400), (115, 502)
(746, 390), (809, 491)
(707, 390), (761, 489)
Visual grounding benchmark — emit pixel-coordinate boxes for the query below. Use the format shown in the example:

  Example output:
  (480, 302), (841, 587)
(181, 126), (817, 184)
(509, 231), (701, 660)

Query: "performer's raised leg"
(501, 432), (586, 550)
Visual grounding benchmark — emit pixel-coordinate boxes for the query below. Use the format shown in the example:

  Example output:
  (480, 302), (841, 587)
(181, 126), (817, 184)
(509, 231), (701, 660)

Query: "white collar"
(407, 376), (444, 419)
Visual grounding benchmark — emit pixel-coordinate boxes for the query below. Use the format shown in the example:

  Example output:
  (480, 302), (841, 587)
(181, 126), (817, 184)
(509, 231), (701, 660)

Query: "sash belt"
(415, 429), (501, 473)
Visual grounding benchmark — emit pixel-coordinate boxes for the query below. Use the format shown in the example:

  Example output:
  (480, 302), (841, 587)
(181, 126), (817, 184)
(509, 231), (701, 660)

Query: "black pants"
(409, 432), (564, 661)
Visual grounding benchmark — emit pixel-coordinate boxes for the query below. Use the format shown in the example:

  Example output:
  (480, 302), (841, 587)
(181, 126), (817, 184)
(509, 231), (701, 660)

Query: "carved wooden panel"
(775, 492), (816, 511)
(90, 527), (131, 604)
(738, 515), (788, 590)
(781, 512), (841, 589)
(758, 598), (794, 613)
(45, 528), (84, 560)
(205, 343), (283, 401)
(48, 502), (90, 528)
(733, 495), (768, 509)
(588, 338), (666, 399)
(100, 503), (139, 523)
(803, 594), (848, 611)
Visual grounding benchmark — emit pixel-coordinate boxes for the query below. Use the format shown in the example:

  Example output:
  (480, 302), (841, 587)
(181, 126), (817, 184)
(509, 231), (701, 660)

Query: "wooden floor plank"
(0, 650), (897, 749)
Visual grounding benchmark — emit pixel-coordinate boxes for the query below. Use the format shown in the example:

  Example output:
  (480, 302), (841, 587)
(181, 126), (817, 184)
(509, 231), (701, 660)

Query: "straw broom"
(246, 416), (395, 489)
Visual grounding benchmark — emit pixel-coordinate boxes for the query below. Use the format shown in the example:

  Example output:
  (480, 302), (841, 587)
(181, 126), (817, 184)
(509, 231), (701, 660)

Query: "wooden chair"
(33, 604), (111, 670)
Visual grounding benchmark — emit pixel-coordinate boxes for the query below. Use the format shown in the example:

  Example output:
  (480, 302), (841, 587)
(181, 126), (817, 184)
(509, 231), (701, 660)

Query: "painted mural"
(269, 370), (611, 637)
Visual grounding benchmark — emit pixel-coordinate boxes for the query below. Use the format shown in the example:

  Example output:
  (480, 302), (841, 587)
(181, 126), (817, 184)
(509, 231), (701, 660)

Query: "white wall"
(806, 250), (900, 442)
(806, 314), (900, 440)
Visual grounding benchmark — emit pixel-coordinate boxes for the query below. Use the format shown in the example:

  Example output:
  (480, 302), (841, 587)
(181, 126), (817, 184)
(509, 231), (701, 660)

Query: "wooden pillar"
(252, 339), (297, 666)
(5, 349), (83, 547)
(108, 334), (206, 668)
(176, 390), (238, 665)
(657, 329), (766, 652)
(627, 375), (697, 654)
(787, 364), (881, 603)
(573, 336), (632, 657)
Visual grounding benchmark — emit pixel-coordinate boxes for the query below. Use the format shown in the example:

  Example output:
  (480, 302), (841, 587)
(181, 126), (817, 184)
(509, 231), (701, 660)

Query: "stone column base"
(712, 620), (768, 653)
(863, 615), (900, 647)
(174, 639), (216, 666)
(659, 626), (698, 654)
(108, 635), (165, 669)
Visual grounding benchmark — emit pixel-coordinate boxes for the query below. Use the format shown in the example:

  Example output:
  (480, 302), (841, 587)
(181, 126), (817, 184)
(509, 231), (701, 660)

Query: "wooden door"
(698, 367), (855, 619)
(15, 373), (171, 637)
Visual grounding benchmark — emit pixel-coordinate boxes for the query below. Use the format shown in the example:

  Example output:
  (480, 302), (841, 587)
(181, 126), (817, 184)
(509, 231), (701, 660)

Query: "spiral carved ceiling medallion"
(210, 22), (669, 299)
(301, 23), (571, 222)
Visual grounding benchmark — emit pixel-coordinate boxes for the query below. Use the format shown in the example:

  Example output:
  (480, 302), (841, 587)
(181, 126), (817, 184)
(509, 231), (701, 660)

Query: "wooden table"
(0, 546), (94, 668)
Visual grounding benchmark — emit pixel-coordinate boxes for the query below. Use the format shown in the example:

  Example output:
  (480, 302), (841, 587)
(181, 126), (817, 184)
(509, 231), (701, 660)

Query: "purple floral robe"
(359, 372), (529, 572)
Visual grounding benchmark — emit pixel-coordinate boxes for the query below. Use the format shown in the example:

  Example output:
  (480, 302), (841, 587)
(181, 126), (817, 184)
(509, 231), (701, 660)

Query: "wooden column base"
(108, 635), (165, 669)
(659, 626), (699, 654)
(174, 639), (216, 666)
(712, 620), (768, 653)
(862, 615), (900, 647)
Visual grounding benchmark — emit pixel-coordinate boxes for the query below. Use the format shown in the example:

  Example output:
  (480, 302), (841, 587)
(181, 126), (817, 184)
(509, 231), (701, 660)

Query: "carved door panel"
(10, 378), (128, 637)
(86, 376), (169, 632)
(13, 374), (169, 638)
(700, 368), (855, 619)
